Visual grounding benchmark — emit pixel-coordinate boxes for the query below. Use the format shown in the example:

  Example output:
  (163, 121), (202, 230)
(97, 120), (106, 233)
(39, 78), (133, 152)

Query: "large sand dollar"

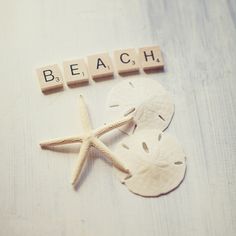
(106, 77), (174, 135)
(114, 129), (186, 197)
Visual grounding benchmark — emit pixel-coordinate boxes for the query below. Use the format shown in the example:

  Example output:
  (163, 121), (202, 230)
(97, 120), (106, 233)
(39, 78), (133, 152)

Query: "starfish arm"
(91, 138), (130, 174)
(40, 136), (83, 148)
(94, 116), (133, 138)
(71, 140), (91, 186)
(79, 95), (92, 132)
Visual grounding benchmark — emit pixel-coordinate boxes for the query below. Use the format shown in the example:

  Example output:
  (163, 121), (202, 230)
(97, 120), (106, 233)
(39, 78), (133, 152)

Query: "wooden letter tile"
(139, 46), (164, 70)
(87, 53), (113, 80)
(63, 59), (89, 86)
(114, 48), (139, 74)
(36, 64), (64, 92)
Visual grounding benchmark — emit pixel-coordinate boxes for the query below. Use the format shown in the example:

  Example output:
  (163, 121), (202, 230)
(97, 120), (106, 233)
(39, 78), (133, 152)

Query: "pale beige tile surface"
(87, 53), (113, 80)
(63, 59), (89, 86)
(114, 48), (139, 73)
(36, 64), (64, 92)
(139, 46), (164, 70)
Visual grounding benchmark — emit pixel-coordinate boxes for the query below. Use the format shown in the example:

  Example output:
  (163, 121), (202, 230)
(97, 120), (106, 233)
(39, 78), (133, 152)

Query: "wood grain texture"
(0, 0), (235, 235)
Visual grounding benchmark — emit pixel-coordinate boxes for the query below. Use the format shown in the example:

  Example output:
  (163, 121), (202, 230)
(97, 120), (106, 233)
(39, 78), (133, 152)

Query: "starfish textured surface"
(40, 95), (132, 188)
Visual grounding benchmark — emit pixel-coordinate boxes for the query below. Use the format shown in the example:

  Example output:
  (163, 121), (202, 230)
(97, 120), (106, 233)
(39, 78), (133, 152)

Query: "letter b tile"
(36, 64), (64, 92)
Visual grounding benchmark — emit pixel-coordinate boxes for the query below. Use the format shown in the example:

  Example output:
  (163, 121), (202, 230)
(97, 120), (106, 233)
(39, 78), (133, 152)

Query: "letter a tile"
(36, 64), (64, 92)
(87, 53), (113, 80)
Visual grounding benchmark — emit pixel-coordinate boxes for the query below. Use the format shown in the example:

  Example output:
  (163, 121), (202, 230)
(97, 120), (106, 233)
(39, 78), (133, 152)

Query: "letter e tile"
(63, 59), (89, 86)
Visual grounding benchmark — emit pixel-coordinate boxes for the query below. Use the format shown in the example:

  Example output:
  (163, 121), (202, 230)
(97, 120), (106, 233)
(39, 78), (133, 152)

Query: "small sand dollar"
(106, 77), (174, 135)
(114, 129), (186, 197)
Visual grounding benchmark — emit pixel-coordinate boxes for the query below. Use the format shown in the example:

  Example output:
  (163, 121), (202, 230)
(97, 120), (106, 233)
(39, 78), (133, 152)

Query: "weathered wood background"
(0, 0), (235, 235)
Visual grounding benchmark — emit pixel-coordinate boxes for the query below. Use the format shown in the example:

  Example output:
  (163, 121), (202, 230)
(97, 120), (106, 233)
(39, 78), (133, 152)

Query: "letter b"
(43, 70), (54, 82)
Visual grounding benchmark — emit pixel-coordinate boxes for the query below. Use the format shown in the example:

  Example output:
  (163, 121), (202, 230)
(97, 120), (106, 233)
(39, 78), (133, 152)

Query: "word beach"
(36, 46), (164, 93)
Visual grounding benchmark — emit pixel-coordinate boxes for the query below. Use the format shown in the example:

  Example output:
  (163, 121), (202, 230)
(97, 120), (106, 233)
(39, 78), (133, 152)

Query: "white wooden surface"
(0, 0), (236, 235)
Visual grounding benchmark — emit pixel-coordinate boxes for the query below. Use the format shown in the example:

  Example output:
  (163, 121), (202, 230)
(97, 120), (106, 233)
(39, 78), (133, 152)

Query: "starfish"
(40, 95), (132, 188)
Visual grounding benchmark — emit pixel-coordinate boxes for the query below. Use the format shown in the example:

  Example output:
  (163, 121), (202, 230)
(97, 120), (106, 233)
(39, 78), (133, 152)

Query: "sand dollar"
(114, 129), (186, 197)
(106, 77), (174, 135)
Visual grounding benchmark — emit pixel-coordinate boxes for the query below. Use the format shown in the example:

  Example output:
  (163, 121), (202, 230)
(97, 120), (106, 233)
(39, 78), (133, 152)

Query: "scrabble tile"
(87, 53), (113, 80)
(114, 48), (139, 74)
(36, 64), (64, 92)
(139, 46), (164, 70)
(63, 59), (89, 86)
